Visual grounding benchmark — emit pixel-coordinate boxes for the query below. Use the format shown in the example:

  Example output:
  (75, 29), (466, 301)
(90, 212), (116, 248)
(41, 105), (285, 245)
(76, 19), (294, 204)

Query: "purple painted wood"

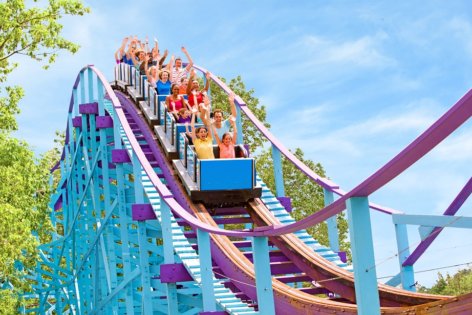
(277, 196), (292, 212)
(199, 312), (228, 315)
(72, 116), (82, 128)
(338, 251), (347, 263)
(159, 263), (193, 283)
(86, 65), (472, 239)
(403, 178), (472, 266)
(54, 195), (62, 211)
(96, 115), (113, 128)
(132, 204), (156, 221)
(111, 149), (131, 163)
(79, 102), (98, 114)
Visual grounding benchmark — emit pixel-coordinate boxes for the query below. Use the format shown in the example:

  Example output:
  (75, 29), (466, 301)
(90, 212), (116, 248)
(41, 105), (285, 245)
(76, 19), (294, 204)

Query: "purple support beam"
(159, 263), (193, 283)
(54, 195), (63, 211)
(79, 102), (98, 114)
(403, 178), (472, 266)
(111, 149), (131, 163)
(338, 251), (347, 263)
(96, 116), (113, 129)
(132, 204), (156, 221)
(87, 65), (472, 239)
(72, 116), (82, 128)
(277, 197), (292, 213)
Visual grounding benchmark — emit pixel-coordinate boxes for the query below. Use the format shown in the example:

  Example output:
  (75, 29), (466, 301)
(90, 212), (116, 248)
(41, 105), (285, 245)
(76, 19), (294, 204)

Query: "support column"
(271, 145), (285, 197)
(346, 197), (380, 315)
(197, 229), (217, 312)
(160, 201), (179, 314)
(324, 188), (340, 253)
(132, 152), (153, 315)
(394, 223), (416, 291)
(252, 236), (275, 315)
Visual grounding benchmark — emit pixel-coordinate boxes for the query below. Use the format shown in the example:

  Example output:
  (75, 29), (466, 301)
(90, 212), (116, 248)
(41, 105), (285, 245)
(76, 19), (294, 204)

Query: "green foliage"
(210, 75), (350, 258)
(210, 76), (270, 153)
(419, 269), (472, 295)
(0, 85), (23, 132)
(0, 0), (89, 310)
(255, 147), (350, 258)
(0, 0), (90, 132)
(0, 0), (90, 80)
(0, 134), (54, 312)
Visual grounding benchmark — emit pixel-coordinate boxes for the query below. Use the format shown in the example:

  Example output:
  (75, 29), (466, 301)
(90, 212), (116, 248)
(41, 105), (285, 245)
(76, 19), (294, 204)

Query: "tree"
(0, 1), (89, 312)
(255, 147), (350, 258)
(419, 269), (472, 295)
(210, 76), (350, 258)
(210, 76), (270, 153)
(0, 0), (90, 132)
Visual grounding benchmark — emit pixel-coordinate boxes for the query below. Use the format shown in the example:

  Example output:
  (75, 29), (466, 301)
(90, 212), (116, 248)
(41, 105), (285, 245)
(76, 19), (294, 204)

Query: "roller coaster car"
(172, 132), (262, 207)
(151, 95), (261, 206)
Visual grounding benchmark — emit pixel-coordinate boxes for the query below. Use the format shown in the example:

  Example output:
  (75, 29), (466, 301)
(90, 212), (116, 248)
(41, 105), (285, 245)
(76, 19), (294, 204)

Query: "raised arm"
(203, 71), (211, 92)
(211, 123), (222, 145)
(181, 46), (194, 71)
(190, 107), (197, 142)
(158, 49), (168, 70)
(187, 69), (195, 95)
(115, 37), (128, 61)
(200, 95), (212, 134)
(230, 117), (237, 144)
(228, 92), (237, 119)
(143, 54), (151, 81)
(164, 55), (174, 72)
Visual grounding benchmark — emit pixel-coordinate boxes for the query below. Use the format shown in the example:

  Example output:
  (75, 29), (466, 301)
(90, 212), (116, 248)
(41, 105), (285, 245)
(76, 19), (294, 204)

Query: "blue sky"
(10, 1), (472, 288)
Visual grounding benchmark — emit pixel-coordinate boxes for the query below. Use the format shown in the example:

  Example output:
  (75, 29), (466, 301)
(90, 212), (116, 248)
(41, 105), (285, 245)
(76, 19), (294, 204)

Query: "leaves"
(0, 85), (23, 132)
(210, 76), (270, 152)
(0, 0), (90, 82)
(0, 0), (89, 309)
(210, 75), (350, 258)
(255, 147), (350, 257)
(419, 269), (472, 295)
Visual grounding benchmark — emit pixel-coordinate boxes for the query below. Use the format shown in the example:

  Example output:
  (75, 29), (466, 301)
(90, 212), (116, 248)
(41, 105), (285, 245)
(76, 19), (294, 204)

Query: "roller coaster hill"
(25, 56), (472, 314)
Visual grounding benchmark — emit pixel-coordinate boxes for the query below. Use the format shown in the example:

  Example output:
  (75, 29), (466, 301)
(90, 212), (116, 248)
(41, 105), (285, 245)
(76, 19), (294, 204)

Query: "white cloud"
(301, 33), (395, 69)
(432, 126), (472, 161)
(447, 17), (472, 58)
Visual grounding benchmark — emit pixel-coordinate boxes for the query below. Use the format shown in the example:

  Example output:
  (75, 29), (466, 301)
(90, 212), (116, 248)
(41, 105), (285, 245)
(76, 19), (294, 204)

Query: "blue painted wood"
(132, 152), (153, 314)
(394, 223), (415, 291)
(385, 272), (402, 287)
(252, 236), (275, 314)
(392, 214), (472, 228)
(346, 197), (380, 315)
(114, 128), (135, 314)
(199, 158), (255, 190)
(197, 229), (217, 312)
(324, 188), (340, 253)
(271, 144), (285, 197)
(236, 105), (243, 144)
(160, 201), (179, 314)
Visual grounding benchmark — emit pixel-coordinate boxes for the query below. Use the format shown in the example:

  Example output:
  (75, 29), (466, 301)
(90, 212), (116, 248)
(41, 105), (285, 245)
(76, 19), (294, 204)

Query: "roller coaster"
(24, 61), (472, 314)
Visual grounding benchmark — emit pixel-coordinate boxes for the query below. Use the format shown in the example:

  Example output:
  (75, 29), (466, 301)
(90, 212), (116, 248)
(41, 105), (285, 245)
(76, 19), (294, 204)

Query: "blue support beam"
(271, 145), (285, 197)
(392, 214), (472, 229)
(160, 201), (179, 314)
(346, 197), (380, 315)
(323, 188), (340, 253)
(252, 236), (275, 315)
(197, 229), (217, 312)
(394, 223), (415, 291)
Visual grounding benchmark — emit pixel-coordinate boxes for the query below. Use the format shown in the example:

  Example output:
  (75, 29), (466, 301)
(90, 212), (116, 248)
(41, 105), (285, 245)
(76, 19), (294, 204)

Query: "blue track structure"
(23, 64), (472, 314)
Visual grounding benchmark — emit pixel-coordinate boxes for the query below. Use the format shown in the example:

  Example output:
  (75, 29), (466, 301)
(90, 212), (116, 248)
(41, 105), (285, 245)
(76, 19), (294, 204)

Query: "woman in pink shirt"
(212, 117), (237, 159)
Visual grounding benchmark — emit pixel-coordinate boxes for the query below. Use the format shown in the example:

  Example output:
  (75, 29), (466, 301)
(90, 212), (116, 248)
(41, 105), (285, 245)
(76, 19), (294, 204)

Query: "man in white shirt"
(171, 46), (193, 85)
